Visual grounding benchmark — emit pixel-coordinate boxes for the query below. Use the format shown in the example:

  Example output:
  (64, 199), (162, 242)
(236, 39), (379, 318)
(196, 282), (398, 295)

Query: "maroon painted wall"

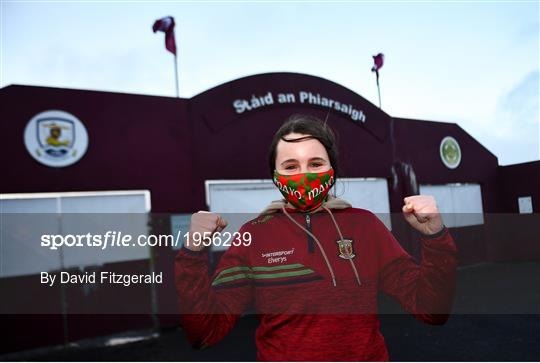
(0, 84), (192, 213)
(1, 76), (505, 216)
(498, 161), (540, 213)
(393, 117), (501, 265)
(393, 117), (499, 203)
(487, 161), (540, 262)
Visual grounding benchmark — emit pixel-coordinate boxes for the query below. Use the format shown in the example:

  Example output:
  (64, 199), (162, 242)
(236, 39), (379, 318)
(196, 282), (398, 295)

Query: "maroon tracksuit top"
(175, 206), (459, 361)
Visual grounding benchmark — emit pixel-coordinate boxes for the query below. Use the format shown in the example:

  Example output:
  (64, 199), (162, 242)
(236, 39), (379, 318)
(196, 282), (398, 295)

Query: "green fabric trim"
(214, 263), (305, 280)
(253, 269), (315, 279)
(214, 266), (252, 278)
(211, 268), (315, 286)
(252, 263), (304, 271)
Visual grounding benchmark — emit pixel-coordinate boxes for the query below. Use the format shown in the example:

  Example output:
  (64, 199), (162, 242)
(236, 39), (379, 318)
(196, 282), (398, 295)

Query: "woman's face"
(275, 133), (331, 175)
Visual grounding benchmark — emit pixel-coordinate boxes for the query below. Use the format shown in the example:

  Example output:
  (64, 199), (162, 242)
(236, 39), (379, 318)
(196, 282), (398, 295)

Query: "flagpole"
(376, 71), (382, 109)
(174, 53), (179, 98)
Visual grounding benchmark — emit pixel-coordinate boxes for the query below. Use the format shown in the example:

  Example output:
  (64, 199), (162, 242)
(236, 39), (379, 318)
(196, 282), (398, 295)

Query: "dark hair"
(268, 113), (339, 178)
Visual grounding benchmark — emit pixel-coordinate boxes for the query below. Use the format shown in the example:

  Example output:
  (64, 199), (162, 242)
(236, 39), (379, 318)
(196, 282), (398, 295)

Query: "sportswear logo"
(336, 238), (356, 259)
(261, 248), (295, 264)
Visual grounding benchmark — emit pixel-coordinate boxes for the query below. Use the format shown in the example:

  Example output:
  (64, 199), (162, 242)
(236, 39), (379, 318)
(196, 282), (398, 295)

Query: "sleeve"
(174, 224), (255, 349)
(374, 213), (459, 325)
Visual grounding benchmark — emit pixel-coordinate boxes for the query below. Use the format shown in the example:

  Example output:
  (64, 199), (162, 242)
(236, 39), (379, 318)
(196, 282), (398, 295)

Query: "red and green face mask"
(273, 168), (335, 212)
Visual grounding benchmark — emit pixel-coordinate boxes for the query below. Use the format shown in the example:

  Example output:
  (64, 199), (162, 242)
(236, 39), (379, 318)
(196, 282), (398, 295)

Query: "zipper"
(305, 214), (315, 253)
(281, 206), (337, 286)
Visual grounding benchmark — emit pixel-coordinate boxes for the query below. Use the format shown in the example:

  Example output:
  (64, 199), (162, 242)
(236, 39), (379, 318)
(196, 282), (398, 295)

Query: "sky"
(1, 0), (539, 165)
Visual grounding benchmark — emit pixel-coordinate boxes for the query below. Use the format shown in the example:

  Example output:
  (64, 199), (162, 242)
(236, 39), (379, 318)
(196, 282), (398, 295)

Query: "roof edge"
(0, 83), (187, 101)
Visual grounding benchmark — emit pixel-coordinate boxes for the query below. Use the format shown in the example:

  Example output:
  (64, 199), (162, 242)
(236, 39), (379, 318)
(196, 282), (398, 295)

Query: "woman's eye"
(310, 163), (323, 168)
(285, 165), (297, 170)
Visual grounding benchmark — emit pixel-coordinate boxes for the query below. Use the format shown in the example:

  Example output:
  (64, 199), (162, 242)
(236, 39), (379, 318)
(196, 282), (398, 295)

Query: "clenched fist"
(402, 195), (444, 236)
(184, 211), (228, 252)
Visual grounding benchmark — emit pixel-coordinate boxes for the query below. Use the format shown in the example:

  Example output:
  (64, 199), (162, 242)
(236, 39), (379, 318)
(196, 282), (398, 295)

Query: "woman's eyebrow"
(309, 157), (328, 162)
(280, 158), (299, 166)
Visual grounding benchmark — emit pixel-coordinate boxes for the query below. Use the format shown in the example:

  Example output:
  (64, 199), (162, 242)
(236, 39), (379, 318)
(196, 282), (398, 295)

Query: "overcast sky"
(2, 1), (538, 165)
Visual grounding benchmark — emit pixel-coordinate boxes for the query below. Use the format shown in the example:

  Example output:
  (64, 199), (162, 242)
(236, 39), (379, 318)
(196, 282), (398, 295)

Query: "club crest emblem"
(336, 238), (355, 259)
(24, 110), (88, 167)
(439, 136), (461, 169)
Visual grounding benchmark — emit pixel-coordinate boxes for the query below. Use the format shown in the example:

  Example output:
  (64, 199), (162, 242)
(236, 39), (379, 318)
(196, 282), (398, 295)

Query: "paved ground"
(2, 261), (539, 361)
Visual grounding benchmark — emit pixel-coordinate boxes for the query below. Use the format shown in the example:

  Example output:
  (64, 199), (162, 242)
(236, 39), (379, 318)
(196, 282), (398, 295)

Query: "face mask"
(273, 168), (335, 212)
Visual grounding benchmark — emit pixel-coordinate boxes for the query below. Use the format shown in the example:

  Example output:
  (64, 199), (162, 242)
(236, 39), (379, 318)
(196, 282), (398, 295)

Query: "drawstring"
(281, 206), (337, 287)
(323, 206), (362, 286)
(281, 205), (362, 287)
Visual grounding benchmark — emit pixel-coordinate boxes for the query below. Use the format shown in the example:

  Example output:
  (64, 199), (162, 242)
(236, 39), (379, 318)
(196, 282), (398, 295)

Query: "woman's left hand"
(402, 195), (444, 236)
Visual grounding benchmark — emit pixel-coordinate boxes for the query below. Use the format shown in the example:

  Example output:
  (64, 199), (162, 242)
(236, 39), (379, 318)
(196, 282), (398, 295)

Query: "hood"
(258, 194), (352, 217)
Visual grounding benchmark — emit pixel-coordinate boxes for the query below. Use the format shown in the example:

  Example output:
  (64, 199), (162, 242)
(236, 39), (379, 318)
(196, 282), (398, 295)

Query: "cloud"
(490, 70), (539, 164)
(448, 70), (539, 165)
(496, 70), (539, 130)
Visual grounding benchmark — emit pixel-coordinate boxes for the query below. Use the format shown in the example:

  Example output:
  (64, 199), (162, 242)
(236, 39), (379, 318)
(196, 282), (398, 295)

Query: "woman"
(175, 114), (459, 361)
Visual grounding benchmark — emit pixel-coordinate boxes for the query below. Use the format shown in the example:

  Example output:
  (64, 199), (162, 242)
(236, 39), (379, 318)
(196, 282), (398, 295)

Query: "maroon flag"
(371, 53), (384, 74)
(153, 16), (177, 55)
(371, 53), (384, 108)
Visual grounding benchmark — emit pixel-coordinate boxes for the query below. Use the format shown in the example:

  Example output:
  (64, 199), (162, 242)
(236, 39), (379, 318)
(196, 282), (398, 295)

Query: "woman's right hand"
(184, 211), (228, 252)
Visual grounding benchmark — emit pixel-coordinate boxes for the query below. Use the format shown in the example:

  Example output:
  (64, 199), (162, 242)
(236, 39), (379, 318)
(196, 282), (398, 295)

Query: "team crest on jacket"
(336, 238), (355, 259)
